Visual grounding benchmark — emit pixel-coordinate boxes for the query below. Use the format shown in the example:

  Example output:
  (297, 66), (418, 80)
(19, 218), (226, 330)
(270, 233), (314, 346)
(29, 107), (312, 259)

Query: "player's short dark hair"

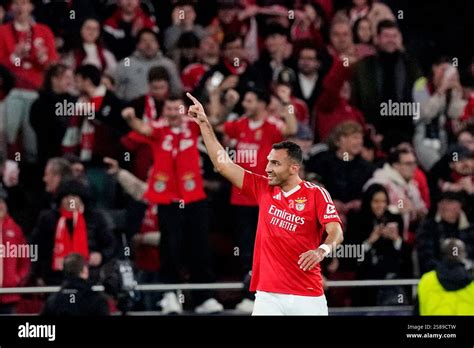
(272, 141), (303, 165)
(377, 19), (399, 35)
(63, 253), (86, 278)
(387, 148), (414, 165)
(246, 88), (270, 105)
(75, 64), (101, 87)
(148, 66), (170, 83)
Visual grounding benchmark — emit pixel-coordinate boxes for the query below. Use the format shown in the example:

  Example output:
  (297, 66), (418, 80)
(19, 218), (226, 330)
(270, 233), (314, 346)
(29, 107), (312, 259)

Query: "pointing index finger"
(186, 92), (203, 108)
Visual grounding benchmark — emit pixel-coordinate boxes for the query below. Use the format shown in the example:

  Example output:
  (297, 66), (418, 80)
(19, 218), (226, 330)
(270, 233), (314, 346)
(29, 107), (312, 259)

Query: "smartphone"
(443, 65), (457, 81)
(3, 160), (19, 187)
(209, 71), (224, 90)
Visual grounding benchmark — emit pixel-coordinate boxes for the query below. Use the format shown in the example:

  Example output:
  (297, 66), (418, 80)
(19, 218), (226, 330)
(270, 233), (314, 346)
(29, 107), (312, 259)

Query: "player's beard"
(267, 172), (285, 186)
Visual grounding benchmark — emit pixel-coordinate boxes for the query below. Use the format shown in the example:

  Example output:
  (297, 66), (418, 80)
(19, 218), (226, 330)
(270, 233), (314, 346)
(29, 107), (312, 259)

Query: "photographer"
(42, 253), (110, 316)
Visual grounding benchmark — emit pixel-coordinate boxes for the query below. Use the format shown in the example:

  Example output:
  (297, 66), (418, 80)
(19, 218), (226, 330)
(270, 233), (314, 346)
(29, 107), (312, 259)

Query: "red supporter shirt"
(129, 117), (206, 205)
(290, 96), (310, 126)
(224, 116), (284, 206)
(0, 22), (58, 90)
(240, 171), (342, 296)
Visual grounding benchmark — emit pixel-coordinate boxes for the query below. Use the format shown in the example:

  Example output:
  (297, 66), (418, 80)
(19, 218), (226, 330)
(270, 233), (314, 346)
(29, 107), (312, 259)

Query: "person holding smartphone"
(345, 183), (409, 306)
(413, 56), (467, 171)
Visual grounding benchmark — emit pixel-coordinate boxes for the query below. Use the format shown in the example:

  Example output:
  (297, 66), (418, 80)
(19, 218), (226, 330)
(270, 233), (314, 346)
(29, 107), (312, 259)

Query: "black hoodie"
(436, 260), (473, 291)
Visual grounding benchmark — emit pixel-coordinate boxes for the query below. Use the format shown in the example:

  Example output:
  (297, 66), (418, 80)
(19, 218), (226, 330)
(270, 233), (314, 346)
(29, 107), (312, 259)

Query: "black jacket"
(416, 215), (474, 275)
(41, 276), (110, 316)
(195, 59), (264, 99)
(351, 51), (421, 148)
(346, 209), (407, 279)
(31, 208), (116, 285)
(305, 151), (375, 203)
(91, 90), (129, 163)
(30, 91), (77, 169)
(251, 50), (297, 89)
(436, 260), (473, 291)
(292, 53), (333, 114)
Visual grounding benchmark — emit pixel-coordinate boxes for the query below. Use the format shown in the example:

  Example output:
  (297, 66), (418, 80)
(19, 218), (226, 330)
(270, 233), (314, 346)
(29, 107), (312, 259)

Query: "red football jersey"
(224, 116), (284, 206)
(128, 118), (206, 204)
(240, 171), (343, 296)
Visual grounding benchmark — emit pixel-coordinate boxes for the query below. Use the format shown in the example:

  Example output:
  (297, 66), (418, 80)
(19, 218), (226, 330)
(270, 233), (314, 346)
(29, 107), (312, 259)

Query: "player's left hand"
(186, 92), (208, 124)
(298, 248), (326, 271)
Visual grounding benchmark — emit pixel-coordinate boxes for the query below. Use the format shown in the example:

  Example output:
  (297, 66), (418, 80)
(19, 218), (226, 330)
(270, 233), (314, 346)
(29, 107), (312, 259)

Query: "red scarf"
(52, 209), (89, 271)
(144, 94), (158, 121)
(223, 58), (248, 75)
(61, 93), (104, 161)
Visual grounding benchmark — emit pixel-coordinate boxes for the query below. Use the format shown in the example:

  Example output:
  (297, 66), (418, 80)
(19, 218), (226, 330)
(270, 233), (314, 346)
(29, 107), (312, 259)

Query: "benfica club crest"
(294, 197), (307, 211)
(183, 172), (196, 191)
(153, 173), (169, 193)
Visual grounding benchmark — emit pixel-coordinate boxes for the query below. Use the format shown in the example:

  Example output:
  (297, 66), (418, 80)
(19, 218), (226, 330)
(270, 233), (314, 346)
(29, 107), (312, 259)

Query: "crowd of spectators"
(0, 0), (473, 314)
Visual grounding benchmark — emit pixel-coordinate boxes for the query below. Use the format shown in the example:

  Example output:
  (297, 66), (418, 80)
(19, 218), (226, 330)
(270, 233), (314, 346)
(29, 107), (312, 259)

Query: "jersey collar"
(281, 184), (301, 198)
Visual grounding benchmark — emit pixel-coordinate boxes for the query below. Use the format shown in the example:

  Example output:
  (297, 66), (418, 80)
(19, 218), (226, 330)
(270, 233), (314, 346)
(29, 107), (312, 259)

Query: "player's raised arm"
(187, 92), (245, 189)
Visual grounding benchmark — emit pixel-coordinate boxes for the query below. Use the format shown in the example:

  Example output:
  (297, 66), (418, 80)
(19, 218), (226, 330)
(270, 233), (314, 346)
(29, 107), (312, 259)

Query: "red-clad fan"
(122, 96), (224, 315)
(272, 69), (311, 126)
(0, 0), (58, 90)
(0, 189), (30, 314)
(0, 0), (58, 162)
(187, 92), (344, 315)
(181, 35), (220, 93)
(121, 66), (171, 181)
(221, 89), (298, 206)
(103, 0), (159, 60)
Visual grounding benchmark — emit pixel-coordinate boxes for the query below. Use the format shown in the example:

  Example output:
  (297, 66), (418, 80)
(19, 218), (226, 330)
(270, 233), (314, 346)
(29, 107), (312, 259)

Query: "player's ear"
(290, 163), (300, 174)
